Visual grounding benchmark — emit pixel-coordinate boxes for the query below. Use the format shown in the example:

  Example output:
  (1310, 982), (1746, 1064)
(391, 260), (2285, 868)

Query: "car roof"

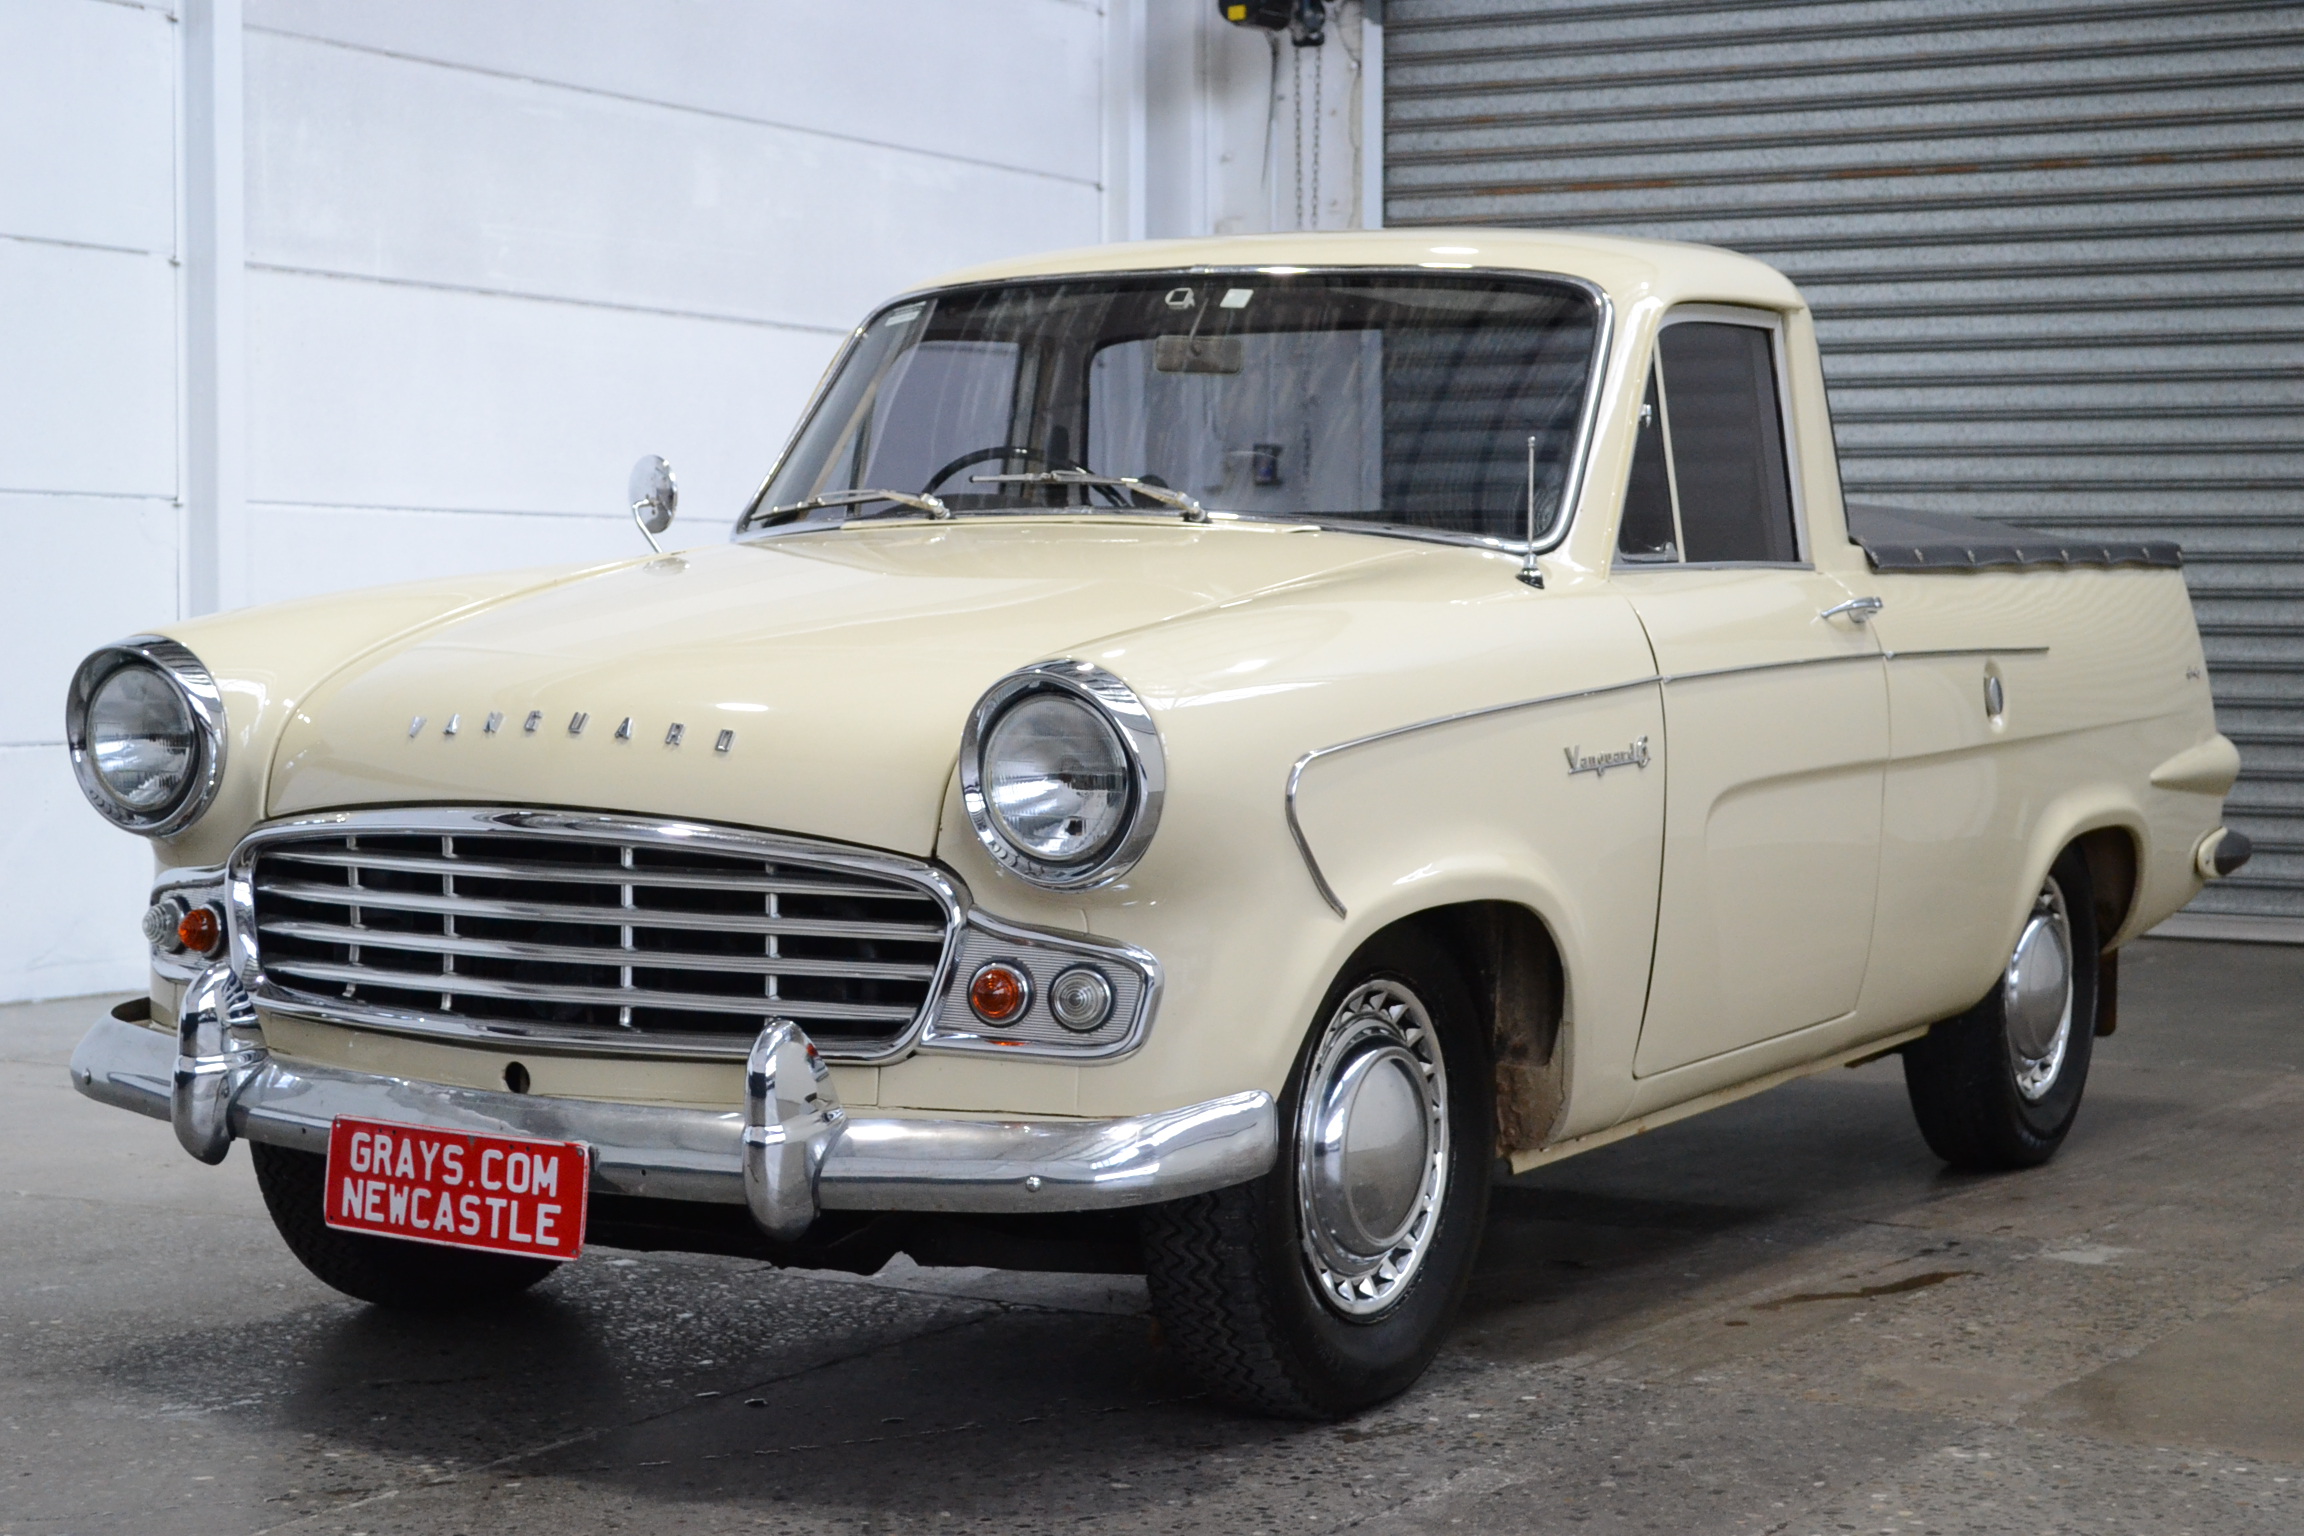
(910, 227), (1806, 315)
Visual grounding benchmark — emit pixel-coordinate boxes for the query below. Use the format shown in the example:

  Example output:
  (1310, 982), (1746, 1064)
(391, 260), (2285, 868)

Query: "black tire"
(1903, 845), (2099, 1171)
(250, 1141), (559, 1309)
(1140, 928), (1492, 1419)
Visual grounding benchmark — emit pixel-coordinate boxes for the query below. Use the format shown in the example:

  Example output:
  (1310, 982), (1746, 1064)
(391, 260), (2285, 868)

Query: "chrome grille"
(248, 823), (953, 1056)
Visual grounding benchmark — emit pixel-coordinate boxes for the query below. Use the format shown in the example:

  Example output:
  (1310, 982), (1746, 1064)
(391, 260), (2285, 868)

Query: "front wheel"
(1140, 929), (1492, 1419)
(251, 1142), (559, 1309)
(1903, 846), (2099, 1171)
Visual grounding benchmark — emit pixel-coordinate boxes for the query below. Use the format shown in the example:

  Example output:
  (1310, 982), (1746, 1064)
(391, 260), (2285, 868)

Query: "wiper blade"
(751, 488), (950, 529)
(970, 470), (1208, 523)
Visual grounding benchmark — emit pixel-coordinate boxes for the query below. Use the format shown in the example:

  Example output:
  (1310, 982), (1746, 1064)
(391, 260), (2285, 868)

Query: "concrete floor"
(4, 937), (2300, 1535)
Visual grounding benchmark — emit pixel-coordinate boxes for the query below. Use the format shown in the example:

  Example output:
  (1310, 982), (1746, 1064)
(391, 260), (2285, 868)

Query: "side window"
(1615, 318), (1799, 566)
(1617, 365), (1676, 561)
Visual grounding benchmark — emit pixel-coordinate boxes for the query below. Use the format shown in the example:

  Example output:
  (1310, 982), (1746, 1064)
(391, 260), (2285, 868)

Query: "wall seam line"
(246, 25), (1104, 191)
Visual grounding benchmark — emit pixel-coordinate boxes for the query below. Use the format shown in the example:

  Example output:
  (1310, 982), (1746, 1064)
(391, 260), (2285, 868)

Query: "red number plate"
(323, 1117), (588, 1261)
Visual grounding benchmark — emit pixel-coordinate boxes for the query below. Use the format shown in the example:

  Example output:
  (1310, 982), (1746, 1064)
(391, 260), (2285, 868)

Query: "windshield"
(741, 270), (1603, 544)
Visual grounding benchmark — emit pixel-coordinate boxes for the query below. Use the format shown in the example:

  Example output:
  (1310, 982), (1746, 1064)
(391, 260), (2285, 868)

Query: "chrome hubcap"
(2005, 876), (2075, 1102)
(1296, 979), (1449, 1318)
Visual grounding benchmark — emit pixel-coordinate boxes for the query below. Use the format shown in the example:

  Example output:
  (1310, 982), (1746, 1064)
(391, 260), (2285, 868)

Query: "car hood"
(268, 520), (1412, 854)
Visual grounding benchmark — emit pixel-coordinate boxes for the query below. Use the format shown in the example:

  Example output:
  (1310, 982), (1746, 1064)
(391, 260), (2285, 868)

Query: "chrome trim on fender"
(1284, 674), (1662, 918)
(960, 659), (1167, 891)
(1283, 648), (1907, 917)
(1881, 646), (2051, 661)
(68, 1010), (1277, 1215)
(919, 905), (1160, 1060)
(148, 864), (229, 985)
(65, 634), (229, 837)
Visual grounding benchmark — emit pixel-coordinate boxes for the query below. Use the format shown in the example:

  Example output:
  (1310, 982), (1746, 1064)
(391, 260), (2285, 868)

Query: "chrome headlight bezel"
(959, 660), (1165, 891)
(65, 635), (228, 837)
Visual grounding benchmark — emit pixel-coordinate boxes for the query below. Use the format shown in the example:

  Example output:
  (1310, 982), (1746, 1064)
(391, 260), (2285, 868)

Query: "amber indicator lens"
(968, 962), (1030, 1025)
(177, 904), (223, 956)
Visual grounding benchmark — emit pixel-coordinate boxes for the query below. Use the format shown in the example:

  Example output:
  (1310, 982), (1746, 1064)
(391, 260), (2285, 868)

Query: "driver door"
(1612, 309), (1889, 1078)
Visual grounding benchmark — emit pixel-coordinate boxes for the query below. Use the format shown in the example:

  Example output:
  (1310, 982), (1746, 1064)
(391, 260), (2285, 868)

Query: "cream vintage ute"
(65, 230), (2246, 1418)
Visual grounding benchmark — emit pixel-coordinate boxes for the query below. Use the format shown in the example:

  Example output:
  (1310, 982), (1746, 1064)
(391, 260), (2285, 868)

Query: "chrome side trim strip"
(1662, 650), (1883, 687)
(1285, 675), (1664, 919)
(1881, 646), (2051, 660)
(68, 1011), (1274, 1215)
(1283, 648), (1906, 916)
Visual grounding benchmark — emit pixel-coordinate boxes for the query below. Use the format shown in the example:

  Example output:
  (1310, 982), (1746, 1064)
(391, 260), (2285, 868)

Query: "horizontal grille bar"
(261, 958), (919, 1024)
(254, 879), (942, 940)
(256, 919), (939, 981)
(263, 847), (908, 899)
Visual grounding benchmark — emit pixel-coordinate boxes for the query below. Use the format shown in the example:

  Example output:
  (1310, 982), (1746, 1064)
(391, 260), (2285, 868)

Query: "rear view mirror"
(628, 455), (678, 551)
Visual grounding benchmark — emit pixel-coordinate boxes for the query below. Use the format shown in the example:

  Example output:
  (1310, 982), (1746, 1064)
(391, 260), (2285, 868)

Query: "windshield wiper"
(970, 470), (1208, 523)
(750, 487), (950, 530)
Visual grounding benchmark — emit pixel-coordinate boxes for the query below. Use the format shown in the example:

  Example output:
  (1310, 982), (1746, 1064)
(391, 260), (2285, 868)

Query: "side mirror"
(628, 455), (678, 552)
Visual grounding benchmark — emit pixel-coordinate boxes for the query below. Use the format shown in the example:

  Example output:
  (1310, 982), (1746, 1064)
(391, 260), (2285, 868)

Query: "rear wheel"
(1903, 846), (2099, 1171)
(1140, 929), (1492, 1419)
(250, 1141), (558, 1309)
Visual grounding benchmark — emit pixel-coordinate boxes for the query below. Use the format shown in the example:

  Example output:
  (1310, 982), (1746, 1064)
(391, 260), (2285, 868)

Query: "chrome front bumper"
(71, 1004), (1276, 1226)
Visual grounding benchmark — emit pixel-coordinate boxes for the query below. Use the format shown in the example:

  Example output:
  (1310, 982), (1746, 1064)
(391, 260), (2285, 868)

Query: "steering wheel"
(919, 445), (1127, 506)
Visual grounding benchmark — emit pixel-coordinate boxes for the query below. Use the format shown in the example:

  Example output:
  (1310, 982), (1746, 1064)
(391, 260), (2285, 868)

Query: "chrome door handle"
(1819, 595), (1884, 626)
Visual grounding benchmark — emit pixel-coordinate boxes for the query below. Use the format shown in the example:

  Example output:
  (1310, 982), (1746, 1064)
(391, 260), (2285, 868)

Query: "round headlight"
(961, 661), (1165, 889)
(66, 637), (226, 835)
(89, 667), (198, 810)
(982, 692), (1130, 864)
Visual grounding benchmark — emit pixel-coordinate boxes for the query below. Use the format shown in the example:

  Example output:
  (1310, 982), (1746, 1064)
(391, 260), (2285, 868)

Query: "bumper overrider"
(71, 967), (1278, 1238)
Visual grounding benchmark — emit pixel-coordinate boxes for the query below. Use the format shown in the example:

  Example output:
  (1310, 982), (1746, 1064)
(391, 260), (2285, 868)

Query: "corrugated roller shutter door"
(1384, 0), (2304, 934)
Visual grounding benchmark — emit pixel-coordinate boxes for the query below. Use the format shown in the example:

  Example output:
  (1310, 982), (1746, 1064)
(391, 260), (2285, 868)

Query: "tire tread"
(1140, 1183), (1324, 1418)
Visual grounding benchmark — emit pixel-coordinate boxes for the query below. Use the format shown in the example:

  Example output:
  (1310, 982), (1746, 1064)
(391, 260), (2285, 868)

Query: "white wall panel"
(0, 240), (177, 499)
(0, 494), (179, 746)
(0, 0), (175, 252)
(246, 0), (1105, 186)
(246, 269), (838, 544)
(248, 505), (638, 606)
(0, 747), (151, 1003)
(245, 30), (1102, 330)
(3, 0), (1136, 1001)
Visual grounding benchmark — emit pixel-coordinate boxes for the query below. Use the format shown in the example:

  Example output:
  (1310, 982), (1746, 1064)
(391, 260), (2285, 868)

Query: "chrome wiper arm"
(751, 487), (950, 529)
(970, 470), (1208, 524)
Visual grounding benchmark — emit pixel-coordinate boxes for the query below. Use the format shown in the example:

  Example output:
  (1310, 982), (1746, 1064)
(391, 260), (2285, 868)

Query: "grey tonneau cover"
(1847, 503), (2182, 573)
